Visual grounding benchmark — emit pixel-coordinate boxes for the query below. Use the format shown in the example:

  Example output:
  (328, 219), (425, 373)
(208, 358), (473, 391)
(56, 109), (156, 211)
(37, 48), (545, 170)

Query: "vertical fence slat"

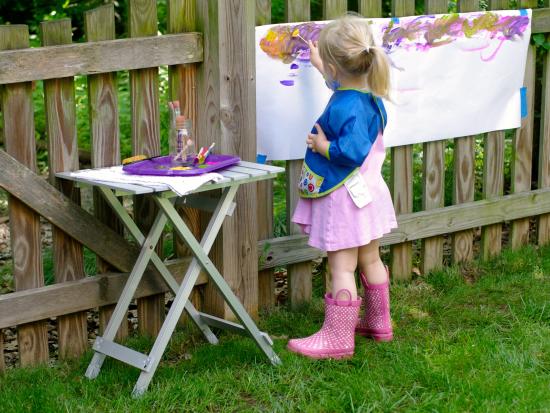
(85, 4), (128, 341)
(285, 0), (313, 307)
(40, 19), (88, 359)
(219, 0), (259, 318)
(255, 0), (276, 309)
(0, 331), (4, 371)
(451, 0), (479, 264)
(538, 34), (550, 245)
(390, 0), (414, 280)
(511, 0), (537, 249)
(480, 0), (508, 260)
(198, 0), (259, 319)
(359, 0), (381, 19)
(0, 25), (49, 366)
(197, 0), (225, 318)
(421, 0), (447, 274)
(323, 0), (347, 19)
(168, 0), (204, 321)
(129, 0), (165, 337)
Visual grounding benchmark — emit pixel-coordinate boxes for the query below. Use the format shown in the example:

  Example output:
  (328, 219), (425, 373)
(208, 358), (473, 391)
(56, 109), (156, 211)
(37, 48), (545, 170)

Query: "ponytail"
(366, 47), (391, 100)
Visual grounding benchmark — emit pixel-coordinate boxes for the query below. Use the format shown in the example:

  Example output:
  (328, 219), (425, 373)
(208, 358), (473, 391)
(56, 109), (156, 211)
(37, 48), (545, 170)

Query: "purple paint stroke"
(290, 63), (299, 69)
(380, 12), (529, 57)
(280, 80), (295, 86)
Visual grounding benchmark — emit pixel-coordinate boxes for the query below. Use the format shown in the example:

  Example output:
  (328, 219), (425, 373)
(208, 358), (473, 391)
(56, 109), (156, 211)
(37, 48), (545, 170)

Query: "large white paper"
(256, 10), (532, 160)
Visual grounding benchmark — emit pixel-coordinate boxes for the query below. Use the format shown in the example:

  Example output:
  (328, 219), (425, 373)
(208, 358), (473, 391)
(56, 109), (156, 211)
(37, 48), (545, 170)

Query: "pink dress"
(291, 132), (397, 251)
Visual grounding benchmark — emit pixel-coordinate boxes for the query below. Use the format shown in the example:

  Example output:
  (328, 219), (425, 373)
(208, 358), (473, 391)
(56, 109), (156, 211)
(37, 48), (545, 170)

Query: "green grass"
(1, 244), (550, 412)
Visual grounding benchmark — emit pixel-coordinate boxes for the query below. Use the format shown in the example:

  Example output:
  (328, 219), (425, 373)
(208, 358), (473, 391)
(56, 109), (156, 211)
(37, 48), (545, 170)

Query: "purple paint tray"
(122, 154), (241, 176)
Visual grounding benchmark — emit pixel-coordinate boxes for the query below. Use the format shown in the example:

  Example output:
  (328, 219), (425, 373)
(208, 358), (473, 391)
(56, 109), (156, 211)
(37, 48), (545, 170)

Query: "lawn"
(0, 244), (549, 412)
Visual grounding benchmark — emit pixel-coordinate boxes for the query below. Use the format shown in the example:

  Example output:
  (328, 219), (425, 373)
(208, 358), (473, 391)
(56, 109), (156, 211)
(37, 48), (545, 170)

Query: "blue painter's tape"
(256, 154), (267, 164)
(519, 9), (528, 16)
(392, 17), (400, 24)
(520, 87), (527, 119)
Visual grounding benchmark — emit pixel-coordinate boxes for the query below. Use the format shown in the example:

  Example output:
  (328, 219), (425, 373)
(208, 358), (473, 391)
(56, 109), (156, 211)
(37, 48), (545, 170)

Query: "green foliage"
(533, 33), (550, 51)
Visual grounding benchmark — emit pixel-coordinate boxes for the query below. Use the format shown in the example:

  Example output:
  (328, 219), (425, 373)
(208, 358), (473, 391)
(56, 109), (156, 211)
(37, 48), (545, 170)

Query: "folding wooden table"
(56, 160), (284, 396)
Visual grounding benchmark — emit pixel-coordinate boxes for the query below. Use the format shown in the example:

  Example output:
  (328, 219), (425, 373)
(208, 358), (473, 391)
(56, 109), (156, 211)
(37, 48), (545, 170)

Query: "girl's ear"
(327, 63), (338, 80)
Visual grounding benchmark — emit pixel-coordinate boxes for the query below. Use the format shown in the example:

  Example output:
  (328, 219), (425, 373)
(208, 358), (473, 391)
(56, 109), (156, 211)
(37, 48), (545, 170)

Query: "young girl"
(287, 15), (398, 359)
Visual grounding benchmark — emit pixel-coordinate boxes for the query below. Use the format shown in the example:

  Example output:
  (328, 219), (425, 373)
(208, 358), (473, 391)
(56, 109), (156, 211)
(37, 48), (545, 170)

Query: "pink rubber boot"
(287, 290), (361, 359)
(356, 268), (393, 341)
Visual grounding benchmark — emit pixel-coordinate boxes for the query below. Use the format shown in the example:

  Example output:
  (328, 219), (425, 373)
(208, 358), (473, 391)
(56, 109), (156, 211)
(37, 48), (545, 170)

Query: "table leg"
(98, 187), (218, 344)
(158, 192), (281, 364)
(85, 209), (167, 379)
(132, 186), (240, 396)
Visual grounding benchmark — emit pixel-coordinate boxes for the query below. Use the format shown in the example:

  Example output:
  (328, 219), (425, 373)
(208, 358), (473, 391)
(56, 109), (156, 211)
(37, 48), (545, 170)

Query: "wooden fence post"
(390, 0), (415, 280)
(451, 0), (479, 264)
(168, 0), (204, 322)
(511, 0), (537, 249)
(85, 4), (128, 341)
(40, 18), (88, 359)
(480, 0), (508, 260)
(359, 0), (381, 19)
(284, 0), (314, 307)
(421, 0), (447, 273)
(129, 0), (165, 337)
(197, 0), (259, 319)
(256, 0), (276, 310)
(0, 25), (49, 366)
(538, 33), (550, 245)
(0, 331), (4, 371)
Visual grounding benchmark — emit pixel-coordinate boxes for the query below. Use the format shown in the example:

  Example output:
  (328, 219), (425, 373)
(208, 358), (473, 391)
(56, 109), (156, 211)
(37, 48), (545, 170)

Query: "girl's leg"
(358, 240), (387, 284)
(356, 239), (393, 341)
(287, 246), (361, 359)
(327, 247), (358, 299)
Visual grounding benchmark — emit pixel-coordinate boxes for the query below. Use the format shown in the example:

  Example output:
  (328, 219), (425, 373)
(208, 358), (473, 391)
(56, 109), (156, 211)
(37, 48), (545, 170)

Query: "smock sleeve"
(327, 109), (378, 168)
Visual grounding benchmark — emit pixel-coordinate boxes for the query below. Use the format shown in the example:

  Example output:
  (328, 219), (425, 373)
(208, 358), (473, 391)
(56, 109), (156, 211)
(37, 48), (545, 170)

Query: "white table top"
(56, 160), (284, 196)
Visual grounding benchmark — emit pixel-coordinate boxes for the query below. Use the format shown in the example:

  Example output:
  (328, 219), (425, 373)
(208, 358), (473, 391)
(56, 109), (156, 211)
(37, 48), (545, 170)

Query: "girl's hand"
(307, 123), (330, 158)
(307, 40), (324, 75)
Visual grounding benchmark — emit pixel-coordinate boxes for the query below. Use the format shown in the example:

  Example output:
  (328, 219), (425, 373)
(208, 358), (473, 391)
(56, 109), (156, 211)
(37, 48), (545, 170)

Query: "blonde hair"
(318, 15), (391, 100)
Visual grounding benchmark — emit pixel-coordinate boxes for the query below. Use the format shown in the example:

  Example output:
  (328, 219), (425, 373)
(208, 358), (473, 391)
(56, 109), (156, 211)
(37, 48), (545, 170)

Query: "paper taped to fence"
(256, 10), (532, 161)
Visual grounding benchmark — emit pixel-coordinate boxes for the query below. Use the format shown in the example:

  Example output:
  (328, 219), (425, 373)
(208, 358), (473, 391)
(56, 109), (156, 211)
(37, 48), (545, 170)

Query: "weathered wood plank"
(196, 0), (222, 322)
(257, 0), (272, 25)
(0, 25), (49, 366)
(532, 8), (550, 34)
(286, 0), (310, 22)
(511, 0), (537, 250)
(0, 149), (148, 274)
(217, 0), (259, 319)
(480, 0), (508, 260)
(0, 331), (4, 371)
(0, 258), (208, 330)
(168, 0), (204, 324)
(41, 18), (88, 359)
(451, 0), (480, 264)
(538, 34), (550, 245)
(359, 0), (382, 18)
(256, 0), (276, 309)
(259, 187), (550, 269)
(85, 4), (128, 342)
(390, 0), (415, 280)
(420, 0), (447, 274)
(285, 0), (313, 307)
(324, 0), (347, 19)
(0, 33), (203, 85)
(129, 0), (165, 337)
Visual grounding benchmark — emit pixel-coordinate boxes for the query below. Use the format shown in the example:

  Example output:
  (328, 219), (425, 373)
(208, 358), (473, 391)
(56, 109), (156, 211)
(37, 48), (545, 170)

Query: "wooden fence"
(0, 0), (549, 370)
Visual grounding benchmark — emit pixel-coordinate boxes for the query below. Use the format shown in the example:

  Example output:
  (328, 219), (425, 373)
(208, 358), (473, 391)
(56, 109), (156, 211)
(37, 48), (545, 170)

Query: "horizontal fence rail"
(0, 32), (203, 84)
